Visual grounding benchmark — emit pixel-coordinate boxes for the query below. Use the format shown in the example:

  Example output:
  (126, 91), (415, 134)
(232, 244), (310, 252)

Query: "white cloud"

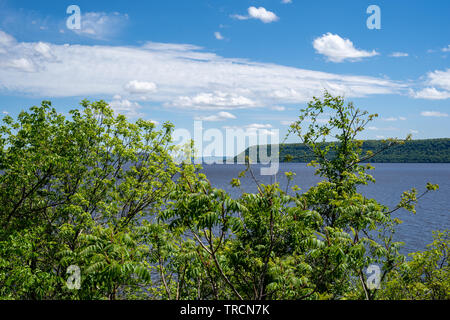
(223, 123), (275, 136)
(195, 111), (236, 122)
(168, 91), (255, 110)
(390, 52), (408, 57)
(420, 111), (448, 117)
(0, 31), (15, 47)
(411, 87), (450, 100)
(232, 7), (279, 23)
(124, 80), (157, 94)
(270, 106), (286, 111)
(410, 129), (419, 134)
(230, 14), (249, 21)
(381, 116), (407, 121)
(214, 32), (224, 40)
(257, 129), (276, 136)
(34, 42), (54, 59)
(142, 42), (203, 52)
(109, 98), (142, 117)
(248, 7), (279, 23)
(72, 12), (129, 40)
(0, 31), (57, 73)
(0, 30), (408, 110)
(4, 58), (36, 72)
(281, 0), (292, 4)
(442, 45), (450, 52)
(247, 123), (272, 129)
(313, 33), (379, 63)
(411, 69), (450, 100)
(427, 69), (450, 91)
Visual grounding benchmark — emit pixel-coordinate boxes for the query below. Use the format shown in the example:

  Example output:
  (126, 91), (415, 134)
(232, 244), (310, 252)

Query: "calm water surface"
(201, 163), (450, 255)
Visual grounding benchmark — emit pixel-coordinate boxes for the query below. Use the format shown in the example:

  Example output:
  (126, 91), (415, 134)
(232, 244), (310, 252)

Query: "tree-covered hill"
(235, 138), (450, 163)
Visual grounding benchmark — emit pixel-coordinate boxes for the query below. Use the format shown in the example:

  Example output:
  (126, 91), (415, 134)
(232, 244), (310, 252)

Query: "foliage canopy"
(0, 94), (447, 300)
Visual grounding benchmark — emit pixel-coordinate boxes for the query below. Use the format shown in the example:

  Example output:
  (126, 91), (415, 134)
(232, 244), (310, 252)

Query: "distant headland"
(227, 138), (450, 163)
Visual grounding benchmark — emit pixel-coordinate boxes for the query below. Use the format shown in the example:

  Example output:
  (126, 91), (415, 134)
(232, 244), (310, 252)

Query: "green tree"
(161, 92), (441, 300)
(0, 100), (178, 299)
(377, 230), (449, 300)
(285, 92), (439, 299)
(0, 94), (445, 300)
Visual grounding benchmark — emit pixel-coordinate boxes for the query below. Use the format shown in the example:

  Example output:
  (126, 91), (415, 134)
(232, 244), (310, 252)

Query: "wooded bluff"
(236, 138), (450, 163)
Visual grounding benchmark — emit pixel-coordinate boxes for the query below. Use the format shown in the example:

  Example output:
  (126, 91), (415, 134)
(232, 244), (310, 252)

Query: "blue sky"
(0, 0), (449, 156)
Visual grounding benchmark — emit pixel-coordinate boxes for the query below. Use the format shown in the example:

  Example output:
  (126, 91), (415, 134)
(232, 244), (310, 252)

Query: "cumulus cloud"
(4, 58), (36, 72)
(442, 45), (450, 52)
(0, 30), (16, 47)
(0, 31), (57, 73)
(410, 68), (450, 100)
(427, 69), (450, 91)
(195, 111), (236, 122)
(168, 91), (256, 110)
(420, 111), (448, 117)
(34, 42), (54, 59)
(232, 7), (279, 23)
(248, 7), (279, 23)
(246, 123), (273, 129)
(223, 123), (275, 136)
(411, 87), (450, 100)
(214, 32), (224, 40)
(281, 0), (292, 4)
(313, 33), (379, 62)
(0, 30), (407, 110)
(124, 80), (157, 94)
(108, 97), (142, 117)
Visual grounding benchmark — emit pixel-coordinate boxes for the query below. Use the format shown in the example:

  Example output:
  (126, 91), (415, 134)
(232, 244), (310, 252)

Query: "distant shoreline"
(229, 138), (450, 164)
(200, 161), (450, 164)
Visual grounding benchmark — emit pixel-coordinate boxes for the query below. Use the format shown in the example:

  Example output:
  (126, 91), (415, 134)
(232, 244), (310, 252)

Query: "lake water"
(201, 163), (450, 255)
